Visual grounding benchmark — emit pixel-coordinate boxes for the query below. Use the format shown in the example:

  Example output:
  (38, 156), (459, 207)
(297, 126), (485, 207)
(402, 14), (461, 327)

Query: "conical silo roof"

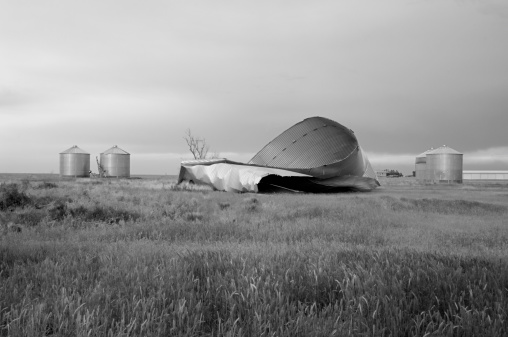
(416, 148), (434, 158)
(101, 145), (130, 155)
(427, 145), (462, 155)
(60, 145), (89, 154)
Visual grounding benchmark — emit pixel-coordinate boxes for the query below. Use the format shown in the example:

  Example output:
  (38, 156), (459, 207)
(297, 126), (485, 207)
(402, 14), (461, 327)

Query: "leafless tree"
(184, 128), (209, 159)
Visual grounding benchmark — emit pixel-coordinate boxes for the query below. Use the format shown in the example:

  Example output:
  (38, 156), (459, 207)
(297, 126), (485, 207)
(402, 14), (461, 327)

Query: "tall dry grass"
(1, 177), (507, 336)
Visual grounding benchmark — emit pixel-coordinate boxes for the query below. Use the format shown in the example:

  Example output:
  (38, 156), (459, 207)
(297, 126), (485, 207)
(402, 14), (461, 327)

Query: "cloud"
(1, 1), (508, 174)
(0, 86), (42, 110)
(463, 147), (508, 165)
(476, 0), (508, 19)
(364, 152), (416, 173)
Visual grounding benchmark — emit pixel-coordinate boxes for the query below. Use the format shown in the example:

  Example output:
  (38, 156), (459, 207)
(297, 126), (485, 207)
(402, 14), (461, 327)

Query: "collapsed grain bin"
(59, 145), (90, 177)
(426, 145), (463, 183)
(100, 145), (130, 178)
(415, 148), (433, 182)
(178, 116), (380, 193)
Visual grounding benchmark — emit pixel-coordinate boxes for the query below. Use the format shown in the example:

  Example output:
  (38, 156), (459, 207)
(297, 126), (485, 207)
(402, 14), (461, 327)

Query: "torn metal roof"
(178, 116), (380, 193)
(180, 163), (311, 193)
(249, 117), (358, 169)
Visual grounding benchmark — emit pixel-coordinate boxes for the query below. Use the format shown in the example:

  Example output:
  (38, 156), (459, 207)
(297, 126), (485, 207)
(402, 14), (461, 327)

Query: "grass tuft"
(0, 183), (32, 210)
(242, 197), (260, 212)
(36, 181), (58, 189)
(381, 196), (506, 216)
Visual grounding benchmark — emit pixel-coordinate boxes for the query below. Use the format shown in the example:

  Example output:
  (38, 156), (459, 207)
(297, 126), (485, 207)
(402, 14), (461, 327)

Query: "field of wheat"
(1, 175), (507, 336)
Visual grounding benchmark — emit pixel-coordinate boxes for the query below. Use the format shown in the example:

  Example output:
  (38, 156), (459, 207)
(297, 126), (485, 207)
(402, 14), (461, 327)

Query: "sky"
(1, 0), (507, 175)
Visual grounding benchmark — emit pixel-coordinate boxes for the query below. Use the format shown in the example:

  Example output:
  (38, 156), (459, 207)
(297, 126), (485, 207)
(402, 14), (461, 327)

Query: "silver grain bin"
(100, 145), (130, 178)
(59, 145), (90, 177)
(426, 145), (463, 183)
(415, 148), (433, 182)
(415, 148), (436, 182)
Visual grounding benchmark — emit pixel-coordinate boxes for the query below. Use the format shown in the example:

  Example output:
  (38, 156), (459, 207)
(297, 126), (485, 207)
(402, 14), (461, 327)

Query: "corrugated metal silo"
(60, 145), (90, 177)
(100, 145), (130, 178)
(426, 145), (463, 183)
(415, 148), (433, 182)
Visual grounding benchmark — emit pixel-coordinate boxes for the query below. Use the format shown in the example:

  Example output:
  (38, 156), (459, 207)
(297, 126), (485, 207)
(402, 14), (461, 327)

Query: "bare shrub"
(13, 209), (46, 227)
(48, 201), (68, 221)
(0, 183), (32, 210)
(36, 181), (58, 189)
(165, 197), (201, 220)
(68, 205), (141, 223)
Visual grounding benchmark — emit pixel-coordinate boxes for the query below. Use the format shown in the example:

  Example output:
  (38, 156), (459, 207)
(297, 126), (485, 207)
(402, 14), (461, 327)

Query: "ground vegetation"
(1, 175), (507, 336)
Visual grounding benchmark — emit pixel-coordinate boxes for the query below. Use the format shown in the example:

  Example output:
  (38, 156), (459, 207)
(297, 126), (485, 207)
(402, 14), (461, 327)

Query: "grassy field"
(1, 175), (507, 336)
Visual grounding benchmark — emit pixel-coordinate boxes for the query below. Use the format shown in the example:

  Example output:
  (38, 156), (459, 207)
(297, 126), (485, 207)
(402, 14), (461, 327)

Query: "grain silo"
(100, 145), (130, 178)
(59, 145), (90, 177)
(426, 145), (463, 183)
(415, 148), (433, 182)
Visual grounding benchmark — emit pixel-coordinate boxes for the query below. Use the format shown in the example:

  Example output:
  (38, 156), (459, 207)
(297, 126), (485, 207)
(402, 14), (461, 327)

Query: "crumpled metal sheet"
(178, 117), (380, 193)
(179, 163), (311, 193)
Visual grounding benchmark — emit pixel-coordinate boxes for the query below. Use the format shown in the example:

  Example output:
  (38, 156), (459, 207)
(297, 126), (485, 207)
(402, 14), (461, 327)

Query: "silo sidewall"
(427, 154), (463, 183)
(100, 154), (130, 178)
(415, 157), (426, 181)
(60, 153), (90, 177)
(415, 162), (426, 181)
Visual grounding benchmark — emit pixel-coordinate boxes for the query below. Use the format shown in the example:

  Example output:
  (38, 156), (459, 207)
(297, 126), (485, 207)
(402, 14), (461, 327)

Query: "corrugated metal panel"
(426, 151), (463, 183)
(59, 145), (90, 177)
(181, 163), (311, 193)
(249, 118), (323, 166)
(100, 146), (130, 178)
(179, 116), (380, 192)
(360, 147), (378, 180)
(60, 153), (90, 177)
(181, 158), (244, 166)
(362, 160), (378, 180)
(249, 117), (358, 169)
(415, 163), (426, 181)
(275, 131), (357, 168)
(415, 148), (434, 182)
(100, 153), (130, 178)
(303, 147), (364, 179)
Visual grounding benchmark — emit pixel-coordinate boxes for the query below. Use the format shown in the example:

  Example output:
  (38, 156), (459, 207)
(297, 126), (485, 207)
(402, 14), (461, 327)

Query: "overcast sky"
(1, 0), (507, 175)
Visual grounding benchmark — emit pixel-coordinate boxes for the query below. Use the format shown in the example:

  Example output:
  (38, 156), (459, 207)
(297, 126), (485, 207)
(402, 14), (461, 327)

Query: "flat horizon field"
(1, 175), (507, 336)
